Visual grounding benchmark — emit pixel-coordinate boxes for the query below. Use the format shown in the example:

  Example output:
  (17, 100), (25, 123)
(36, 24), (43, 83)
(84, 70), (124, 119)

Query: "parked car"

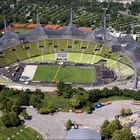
(75, 109), (83, 113)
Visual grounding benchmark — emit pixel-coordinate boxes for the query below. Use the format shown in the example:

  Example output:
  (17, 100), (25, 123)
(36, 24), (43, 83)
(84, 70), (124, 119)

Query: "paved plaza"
(25, 100), (140, 139)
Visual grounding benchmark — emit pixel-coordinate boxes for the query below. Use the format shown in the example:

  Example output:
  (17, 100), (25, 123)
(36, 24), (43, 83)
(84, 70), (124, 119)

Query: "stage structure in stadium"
(0, 9), (140, 88)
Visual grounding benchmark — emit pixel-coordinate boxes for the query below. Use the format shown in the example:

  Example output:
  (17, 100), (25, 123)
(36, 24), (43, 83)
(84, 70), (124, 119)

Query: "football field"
(33, 65), (96, 82)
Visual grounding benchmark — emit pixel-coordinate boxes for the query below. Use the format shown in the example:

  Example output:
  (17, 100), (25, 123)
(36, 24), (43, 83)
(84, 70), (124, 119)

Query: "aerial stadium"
(0, 10), (139, 89)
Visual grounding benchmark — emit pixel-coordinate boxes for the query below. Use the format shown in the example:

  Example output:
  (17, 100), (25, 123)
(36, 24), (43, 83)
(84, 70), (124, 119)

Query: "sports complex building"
(0, 11), (140, 89)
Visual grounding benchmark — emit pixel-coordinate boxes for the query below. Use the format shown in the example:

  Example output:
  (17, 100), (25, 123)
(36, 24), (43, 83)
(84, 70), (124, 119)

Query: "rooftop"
(66, 129), (101, 140)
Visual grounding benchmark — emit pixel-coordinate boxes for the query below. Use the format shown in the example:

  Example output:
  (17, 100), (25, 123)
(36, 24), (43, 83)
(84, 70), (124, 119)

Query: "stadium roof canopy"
(66, 129), (101, 140)
(0, 10), (140, 86)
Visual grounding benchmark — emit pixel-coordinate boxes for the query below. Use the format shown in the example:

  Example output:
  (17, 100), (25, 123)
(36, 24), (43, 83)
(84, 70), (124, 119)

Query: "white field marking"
(98, 45), (103, 54)
(37, 41), (40, 50)
(71, 40), (75, 49)
(38, 40), (44, 60)
(86, 31), (95, 50)
(80, 53), (83, 62)
(52, 40), (55, 52)
(41, 48), (44, 61)
(27, 50), (32, 62)
(107, 48), (111, 54)
(109, 57), (121, 67)
(91, 54), (96, 64)
(10, 49), (19, 60)
(3, 53), (12, 63)
(20, 65), (37, 81)
(22, 44), (29, 58)
(86, 41), (90, 50)
(28, 43), (35, 60)
(79, 40), (83, 51)
(90, 44), (98, 63)
(53, 64), (62, 81)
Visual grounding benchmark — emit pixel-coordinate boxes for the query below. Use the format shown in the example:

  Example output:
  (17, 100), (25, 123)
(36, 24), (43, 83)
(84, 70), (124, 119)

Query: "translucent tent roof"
(87, 27), (119, 46)
(0, 31), (19, 50)
(43, 23), (91, 40)
(0, 17), (140, 79)
(18, 24), (48, 43)
(119, 36), (140, 77)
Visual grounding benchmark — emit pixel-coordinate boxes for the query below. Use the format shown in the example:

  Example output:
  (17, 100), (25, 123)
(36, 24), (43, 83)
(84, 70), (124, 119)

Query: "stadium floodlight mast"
(4, 18), (8, 33)
(130, 19), (138, 89)
(2, 18), (16, 63)
(70, 8), (73, 27)
(36, 11), (44, 62)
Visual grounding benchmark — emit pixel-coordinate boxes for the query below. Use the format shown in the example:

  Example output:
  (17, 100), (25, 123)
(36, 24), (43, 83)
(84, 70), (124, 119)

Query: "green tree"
(112, 131), (122, 140)
(120, 108), (126, 116)
(38, 108), (49, 114)
(126, 108), (132, 115)
(19, 94), (30, 105)
(85, 106), (92, 114)
(57, 82), (65, 96)
(46, 103), (56, 113)
(112, 127), (133, 140)
(69, 97), (81, 109)
(0, 98), (9, 111)
(115, 119), (123, 129)
(6, 100), (14, 112)
(11, 105), (21, 115)
(9, 112), (20, 126)
(133, 91), (140, 100)
(1, 113), (11, 127)
(112, 86), (120, 96)
(21, 110), (29, 119)
(100, 120), (110, 138)
(65, 119), (72, 130)
(29, 94), (41, 107)
(121, 127), (133, 140)
(14, 97), (23, 106)
(108, 119), (122, 135)
(1, 112), (20, 127)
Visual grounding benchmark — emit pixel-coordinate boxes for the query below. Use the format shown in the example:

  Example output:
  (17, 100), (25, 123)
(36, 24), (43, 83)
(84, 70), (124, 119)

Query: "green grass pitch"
(0, 124), (43, 140)
(33, 65), (96, 82)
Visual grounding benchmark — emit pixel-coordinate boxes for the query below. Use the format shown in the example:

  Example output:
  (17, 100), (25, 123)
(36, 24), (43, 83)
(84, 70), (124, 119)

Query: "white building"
(98, 0), (136, 4)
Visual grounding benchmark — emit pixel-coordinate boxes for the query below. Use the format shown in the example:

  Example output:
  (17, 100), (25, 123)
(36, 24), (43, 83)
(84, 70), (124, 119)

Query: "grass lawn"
(0, 120), (43, 140)
(43, 92), (72, 112)
(13, 29), (31, 33)
(43, 93), (133, 112)
(33, 65), (96, 82)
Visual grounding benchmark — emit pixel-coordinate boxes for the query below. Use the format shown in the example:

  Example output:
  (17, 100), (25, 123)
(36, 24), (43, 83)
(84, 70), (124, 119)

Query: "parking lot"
(24, 100), (140, 139)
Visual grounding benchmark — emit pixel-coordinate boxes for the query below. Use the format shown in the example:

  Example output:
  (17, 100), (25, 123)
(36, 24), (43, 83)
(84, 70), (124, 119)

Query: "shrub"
(1, 112), (20, 127)
(21, 110), (30, 119)
(65, 119), (72, 130)
(85, 106), (92, 114)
